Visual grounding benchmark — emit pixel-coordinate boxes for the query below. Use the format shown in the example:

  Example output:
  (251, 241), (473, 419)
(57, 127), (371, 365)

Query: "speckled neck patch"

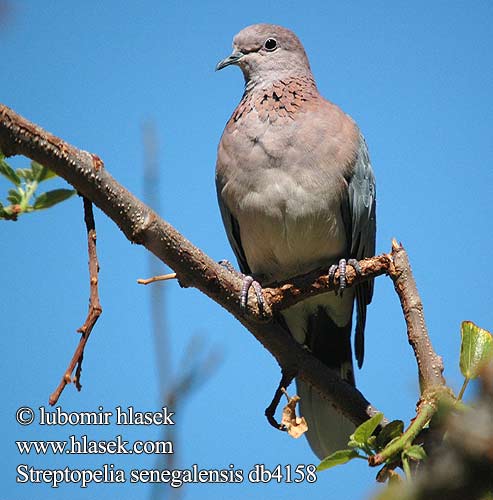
(231, 77), (319, 123)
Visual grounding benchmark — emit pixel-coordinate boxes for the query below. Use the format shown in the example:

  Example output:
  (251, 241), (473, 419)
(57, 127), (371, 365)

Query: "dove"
(215, 23), (376, 459)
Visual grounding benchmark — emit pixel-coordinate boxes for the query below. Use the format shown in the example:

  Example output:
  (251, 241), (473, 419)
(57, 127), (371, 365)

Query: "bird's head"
(216, 24), (313, 86)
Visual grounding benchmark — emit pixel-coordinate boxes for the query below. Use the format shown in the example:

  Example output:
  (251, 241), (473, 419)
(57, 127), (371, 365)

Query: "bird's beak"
(215, 51), (244, 71)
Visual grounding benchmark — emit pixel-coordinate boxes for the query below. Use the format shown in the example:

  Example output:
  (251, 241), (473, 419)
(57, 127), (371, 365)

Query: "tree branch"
(263, 253), (392, 312)
(48, 197), (102, 405)
(369, 240), (449, 467)
(387, 239), (446, 393)
(1, 103), (443, 434)
(0, 103), (380, 425)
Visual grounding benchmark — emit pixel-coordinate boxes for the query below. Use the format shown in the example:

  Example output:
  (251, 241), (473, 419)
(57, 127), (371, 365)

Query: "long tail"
(286, 304), (356, 459)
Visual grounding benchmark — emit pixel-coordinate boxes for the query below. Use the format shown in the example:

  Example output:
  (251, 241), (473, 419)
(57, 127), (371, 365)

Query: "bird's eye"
(264, 38), (278, 51)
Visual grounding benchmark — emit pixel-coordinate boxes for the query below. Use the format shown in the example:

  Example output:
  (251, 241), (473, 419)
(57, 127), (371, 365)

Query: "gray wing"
(344, 134), (377, 368)
(216, 182), (251, 275)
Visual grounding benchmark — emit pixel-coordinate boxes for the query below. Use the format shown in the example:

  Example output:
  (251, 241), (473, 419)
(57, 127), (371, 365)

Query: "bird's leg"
(218, 260), (265, 314)
(328, 258), (362, 296)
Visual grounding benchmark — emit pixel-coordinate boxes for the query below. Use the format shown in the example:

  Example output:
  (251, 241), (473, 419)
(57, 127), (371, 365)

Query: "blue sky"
(2, 1), (492, 499)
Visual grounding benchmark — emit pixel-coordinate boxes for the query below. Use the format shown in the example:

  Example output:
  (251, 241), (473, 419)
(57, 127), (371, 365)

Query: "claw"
(347, 258), (362, 276)
(218, 260), (265, 314)
(329, 258), (361, 295)
(218, 259), (237, 274)
(328, 264), (337, 286)
(240, 275), (265, 314)
(338, 258), (347, 291)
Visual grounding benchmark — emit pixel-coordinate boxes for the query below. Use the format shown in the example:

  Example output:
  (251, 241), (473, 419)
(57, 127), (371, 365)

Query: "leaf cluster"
(0, 152), (75, 220)
(317, 413), (424, 477)
(317, 320), (493, 486)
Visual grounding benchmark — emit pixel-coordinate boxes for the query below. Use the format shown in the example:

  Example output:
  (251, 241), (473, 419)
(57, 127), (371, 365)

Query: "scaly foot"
(328, 258), (361, 295)
(219, 260), (265, 313)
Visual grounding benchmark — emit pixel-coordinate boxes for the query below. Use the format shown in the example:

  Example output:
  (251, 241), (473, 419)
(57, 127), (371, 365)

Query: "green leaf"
(0, 158), (21, 186)
(0, 205), (17, 219)
(33, 189), (75, 210)
(347, 439), (360, 449)
(367, 435), (377, 450)
(404, 444), (427, 461)
(350, 412), (383, 447)
(376, 420), (404, 450)
(31, 161), (56, 182)
(30, 161), (42, 180)
(7, 188), (22, 204)
(16, 168), (33, 181)
(317, 449), (360, 471)
(460, 321), (493, 379)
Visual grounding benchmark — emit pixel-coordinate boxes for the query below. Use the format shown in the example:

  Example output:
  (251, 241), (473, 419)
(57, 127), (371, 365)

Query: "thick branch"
(0, 103), (380, 426)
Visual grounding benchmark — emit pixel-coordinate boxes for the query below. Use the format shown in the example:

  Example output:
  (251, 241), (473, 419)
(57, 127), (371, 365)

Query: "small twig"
(265, 371), (296, 431)
(388, 239), (445, 392)
(49, 197), (102, 405)
(456, 378), (469, 402)
(402, 456), (412, 482)
(137, 272), (177, 285)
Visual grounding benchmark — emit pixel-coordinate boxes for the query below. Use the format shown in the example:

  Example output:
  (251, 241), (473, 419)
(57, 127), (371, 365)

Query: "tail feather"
(305, 307), (355, 384)
(296, 378), (355, 459)
(287, 304), (356, 459)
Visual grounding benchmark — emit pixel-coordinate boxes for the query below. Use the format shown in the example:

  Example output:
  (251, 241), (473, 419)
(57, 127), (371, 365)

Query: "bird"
(215, 24), (376, 459)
